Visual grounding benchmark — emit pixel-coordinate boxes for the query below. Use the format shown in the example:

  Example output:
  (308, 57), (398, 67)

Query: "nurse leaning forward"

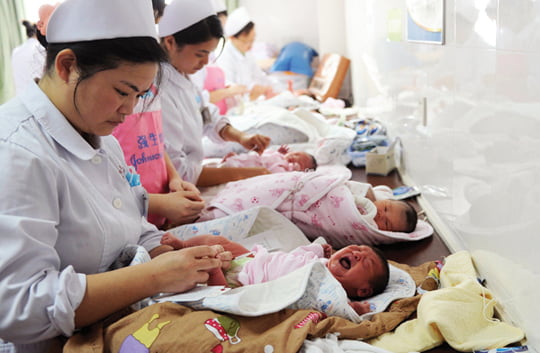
(0, 0), (231, 351)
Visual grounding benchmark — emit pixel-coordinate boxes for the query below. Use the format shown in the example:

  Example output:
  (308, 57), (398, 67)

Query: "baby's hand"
(277, 144), (289, 154)
(349, 301), (371, 315)
(321, 243), (333, 258)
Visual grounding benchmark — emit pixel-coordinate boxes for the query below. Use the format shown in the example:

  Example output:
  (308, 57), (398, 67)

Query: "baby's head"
(285, 151), (317, 171)
(373, 199), (417, 233)
(326, 244), (389, 299)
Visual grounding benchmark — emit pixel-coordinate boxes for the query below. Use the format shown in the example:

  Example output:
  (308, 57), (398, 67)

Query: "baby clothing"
(220, 150), (297, 173)
(233, 243), (327, 286)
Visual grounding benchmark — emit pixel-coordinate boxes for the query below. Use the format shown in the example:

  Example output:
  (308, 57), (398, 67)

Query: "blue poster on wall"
(406, 0), (445, 44)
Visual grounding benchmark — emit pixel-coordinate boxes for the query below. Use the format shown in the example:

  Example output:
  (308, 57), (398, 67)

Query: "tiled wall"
(344, 0), (540, 347)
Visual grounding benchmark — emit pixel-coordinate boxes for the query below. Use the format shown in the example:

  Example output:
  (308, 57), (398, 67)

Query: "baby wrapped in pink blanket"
(199, 171), (433, 248)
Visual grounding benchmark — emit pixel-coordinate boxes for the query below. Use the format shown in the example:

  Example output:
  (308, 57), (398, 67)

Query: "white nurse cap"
(46, 0), (157, 43)
(158, 0), (216, 38)
(224, 7), (251, 37)
(212, 0), (227, 13)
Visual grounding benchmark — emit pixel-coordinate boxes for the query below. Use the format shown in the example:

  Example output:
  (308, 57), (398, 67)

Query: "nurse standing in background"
(190, 0), (248, 114)
(11, 20), (45, 94)
(0, 0), (229, 351)
(215, 6), (275, 101)
(158, 0), (271, 187)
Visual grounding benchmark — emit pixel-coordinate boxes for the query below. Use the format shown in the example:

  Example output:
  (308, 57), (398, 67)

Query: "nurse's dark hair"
(152, 0), (166, 21)
(21, 20), (37, 38)
(43, 37), (167, 111)
(232, 21), (254, 38)
(169, 14), (223, 48)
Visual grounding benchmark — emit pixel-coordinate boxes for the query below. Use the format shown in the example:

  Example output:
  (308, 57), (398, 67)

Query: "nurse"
(158, 0), (271, 187)
(11, 20), (44, 94)
(0, 0), (228, 351)
(215, 6), (275, 101)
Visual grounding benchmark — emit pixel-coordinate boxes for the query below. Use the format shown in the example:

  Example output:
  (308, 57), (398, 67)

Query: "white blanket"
(155, 261), (415, 324)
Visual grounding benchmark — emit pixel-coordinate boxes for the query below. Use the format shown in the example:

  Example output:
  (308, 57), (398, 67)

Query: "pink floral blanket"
(201, 171), (433, 248)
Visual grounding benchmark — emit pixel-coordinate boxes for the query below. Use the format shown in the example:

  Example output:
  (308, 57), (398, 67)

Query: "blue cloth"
(270, 42), (318, 77)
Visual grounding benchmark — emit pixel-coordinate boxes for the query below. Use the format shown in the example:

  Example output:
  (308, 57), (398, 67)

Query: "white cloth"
(11, 37), (45, 95)
(159, 63), (229, 183)
(0, 82), (163, 351)
(158, 0), (216, 37)
(224, 6), (251, 36)
(46, 0), (157, 42)
(212, 0), (226, 12)
(215, 40), (271, 90)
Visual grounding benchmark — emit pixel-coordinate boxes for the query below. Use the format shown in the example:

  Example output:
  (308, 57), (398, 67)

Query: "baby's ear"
(356, 286), (373, 299)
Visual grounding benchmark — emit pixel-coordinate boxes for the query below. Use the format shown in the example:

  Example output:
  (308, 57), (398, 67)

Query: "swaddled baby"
(160, 234), (390, 316)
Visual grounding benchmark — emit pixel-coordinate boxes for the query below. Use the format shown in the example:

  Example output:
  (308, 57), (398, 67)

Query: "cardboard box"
(366, 145), (396, 176)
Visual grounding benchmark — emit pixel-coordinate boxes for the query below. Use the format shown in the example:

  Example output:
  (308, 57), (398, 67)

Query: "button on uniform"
(91, 155), (102, 164)
(112, 198), (122, 209)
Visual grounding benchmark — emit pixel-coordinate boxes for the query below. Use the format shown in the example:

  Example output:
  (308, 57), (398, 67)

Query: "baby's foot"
(160, 232), (185, 249)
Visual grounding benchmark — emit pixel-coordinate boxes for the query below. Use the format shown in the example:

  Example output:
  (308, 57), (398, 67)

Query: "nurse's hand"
(149, 191), (205, 227)
(225, 84), (248, 96)
(149, 245), (226, 294)
(166, 190), (205, 226)
(170, 178), (201, 199)
(239, 134), (270, 154)
(232, 167), (271, 181)
(249, 84), (274, 101)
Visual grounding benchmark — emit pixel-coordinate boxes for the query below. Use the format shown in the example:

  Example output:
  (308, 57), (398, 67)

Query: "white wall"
(240, 0), (320, 52)
(344, 0), (540, 349)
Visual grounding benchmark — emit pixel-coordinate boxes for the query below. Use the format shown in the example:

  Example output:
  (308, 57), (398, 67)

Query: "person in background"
(215, 6), (275, 101)
(113, 0), (205, 229)
(158, 0), (271, 187)
(190, 0), (248, 115)
(35, 3), (58, 47)
(152, 0), (166, 23)
(0, 0), (230, 351)
(269, 41), (319, 92)
(11, 20), (45, 94)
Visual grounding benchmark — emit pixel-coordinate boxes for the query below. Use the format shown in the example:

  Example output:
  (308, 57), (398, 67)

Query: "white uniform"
(0, 82), (163, 351)
(215, 40), (271, 89)
(160, 63), (229, 183)
(11, 37), (46, 95)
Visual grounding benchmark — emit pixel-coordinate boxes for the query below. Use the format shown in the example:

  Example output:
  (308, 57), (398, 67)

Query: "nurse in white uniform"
(215, 6), (275, 101)
(11, 20), (45, 95)
(0, 0), (228, 351)
(158, 0), (271, 187)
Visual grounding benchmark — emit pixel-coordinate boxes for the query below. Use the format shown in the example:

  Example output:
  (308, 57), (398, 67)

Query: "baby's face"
(373, 200), (409, 232)
(326, 245), (384, 298)
(285, 151), (313, 171)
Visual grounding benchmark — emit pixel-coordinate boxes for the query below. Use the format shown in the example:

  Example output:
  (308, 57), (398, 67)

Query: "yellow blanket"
(368, 251), (525, 352)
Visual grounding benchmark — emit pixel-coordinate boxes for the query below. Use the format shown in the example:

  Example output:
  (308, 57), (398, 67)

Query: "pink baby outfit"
(237, 243), (327, 285)
(220, 150), (296, 173)
(201, 171), (432, 248)
(113, 88), (168, 227)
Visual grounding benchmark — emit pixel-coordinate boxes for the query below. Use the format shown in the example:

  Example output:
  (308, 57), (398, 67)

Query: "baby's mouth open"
(340, 257), (351, 269)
